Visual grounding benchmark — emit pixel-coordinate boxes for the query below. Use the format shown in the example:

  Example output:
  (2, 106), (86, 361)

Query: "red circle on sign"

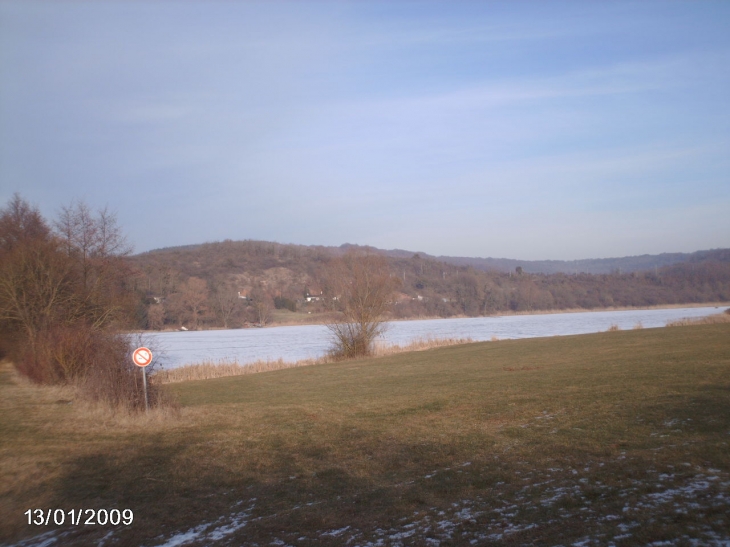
(133, 347), (153, 367)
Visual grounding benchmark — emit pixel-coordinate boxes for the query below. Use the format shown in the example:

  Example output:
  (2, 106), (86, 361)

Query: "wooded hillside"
(129, 240), (730, 330)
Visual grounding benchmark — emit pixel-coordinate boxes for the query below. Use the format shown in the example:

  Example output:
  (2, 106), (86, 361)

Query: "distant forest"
(385, 248), (730, 275)
(129, 241), (730, 330)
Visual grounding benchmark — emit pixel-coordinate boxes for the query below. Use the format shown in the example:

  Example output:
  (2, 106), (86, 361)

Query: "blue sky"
(1, 1), (728, 260)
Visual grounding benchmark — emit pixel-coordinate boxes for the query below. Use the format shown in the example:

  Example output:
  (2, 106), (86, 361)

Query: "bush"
(15, 325), (95, 384)
(325, 253), (399, 359)
(12, 325), (166, 411)
(327, 321), (383, 360)
(274, 296), (297, 312)
(79, 332), (166, 411)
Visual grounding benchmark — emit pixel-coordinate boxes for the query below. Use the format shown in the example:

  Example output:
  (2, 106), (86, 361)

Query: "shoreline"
(139, 301), (730, 334)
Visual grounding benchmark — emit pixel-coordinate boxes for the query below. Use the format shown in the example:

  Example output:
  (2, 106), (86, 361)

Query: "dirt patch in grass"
(2, 324), (729, 546)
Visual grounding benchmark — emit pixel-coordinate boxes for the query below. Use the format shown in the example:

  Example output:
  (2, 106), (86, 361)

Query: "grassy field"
(1, 324), (729, 546)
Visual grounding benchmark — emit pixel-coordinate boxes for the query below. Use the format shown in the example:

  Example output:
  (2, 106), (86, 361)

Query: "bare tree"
(172, 277), (209, 329)
(53, 201), (134, 329)
(249, 286), (273, 326)
(0, 193), (51, 253)
(0, 237), (75, 343)
(209, 278), (242, 329)
(0, 197), (77, 375)
(96, 207), (133, 258)
(147, 303), (165, 330)
(326, 253), (399, 359)
(0, 197), (55, 341)
(55, 202), (131, 277)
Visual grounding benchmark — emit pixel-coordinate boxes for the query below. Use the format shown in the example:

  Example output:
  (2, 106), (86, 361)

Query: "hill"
(129, 241), (730, 329)
(146, 242), (730, 275)
(376, 247), (730, 274)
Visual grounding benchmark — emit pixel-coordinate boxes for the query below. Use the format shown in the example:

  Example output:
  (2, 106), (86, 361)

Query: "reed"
(154, 336), (476, 384)
(152, 357), (322, 384)
(666, 312), (730, 327)
(371, 335), (474, 357)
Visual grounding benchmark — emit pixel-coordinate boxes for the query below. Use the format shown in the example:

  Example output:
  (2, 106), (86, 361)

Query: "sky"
(1, 1), (729, 260)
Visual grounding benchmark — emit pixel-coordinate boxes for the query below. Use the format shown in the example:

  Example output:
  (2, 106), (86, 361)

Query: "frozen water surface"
(145, 306), (728, 369)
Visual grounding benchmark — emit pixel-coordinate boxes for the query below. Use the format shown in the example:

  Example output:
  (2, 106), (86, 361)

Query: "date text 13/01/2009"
(25, 509), (134, 526)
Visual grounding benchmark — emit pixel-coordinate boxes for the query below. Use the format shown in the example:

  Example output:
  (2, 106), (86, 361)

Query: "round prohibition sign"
(132, 347), (153, 367)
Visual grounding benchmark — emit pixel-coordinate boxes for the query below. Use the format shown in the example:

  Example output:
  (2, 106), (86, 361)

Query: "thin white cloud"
(328, 52), (719, 120)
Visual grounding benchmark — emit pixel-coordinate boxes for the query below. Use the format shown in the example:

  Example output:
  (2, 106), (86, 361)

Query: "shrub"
(274, 296), (297, 312)
(79, 332), (166, 411)
(15, 325), (96, 384)
(12, 325), (166, 411)
(326, 253), (399, 359)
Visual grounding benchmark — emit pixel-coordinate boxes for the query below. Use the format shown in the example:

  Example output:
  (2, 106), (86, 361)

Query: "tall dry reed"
(666, 313), (730, 327)
(153, 357), (323, 384)
(154, 336), (477, 384)
(371, 336), (474, 356)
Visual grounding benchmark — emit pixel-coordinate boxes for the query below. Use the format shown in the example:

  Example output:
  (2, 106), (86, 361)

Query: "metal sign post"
(142, 368), (149, 412)
(132, 347), (153, 412)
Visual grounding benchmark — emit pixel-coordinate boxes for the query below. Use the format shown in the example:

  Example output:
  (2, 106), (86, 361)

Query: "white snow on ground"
(540, 485), (581, 506)
(320, 526), (350, 537)
(3, 530), (70, 547)
(313, 465), (730, 547)
(7, 466), (730, 547)
(154, 524), (208, 547)
(151, 501), (255, 547)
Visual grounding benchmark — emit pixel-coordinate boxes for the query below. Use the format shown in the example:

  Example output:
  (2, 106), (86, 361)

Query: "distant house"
(305, 286), (323, 302)
(305, 291), (322, 302)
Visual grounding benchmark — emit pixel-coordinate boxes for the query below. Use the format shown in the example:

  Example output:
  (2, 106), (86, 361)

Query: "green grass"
(1, 324), (729, 546)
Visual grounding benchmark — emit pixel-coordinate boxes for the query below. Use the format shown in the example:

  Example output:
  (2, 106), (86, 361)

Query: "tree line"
(131, 241), (730, 329)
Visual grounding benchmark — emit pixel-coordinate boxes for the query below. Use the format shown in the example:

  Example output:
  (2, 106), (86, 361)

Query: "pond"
(145, 305), (728, 369)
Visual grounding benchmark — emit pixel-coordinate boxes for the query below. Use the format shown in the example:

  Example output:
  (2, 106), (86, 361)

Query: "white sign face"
(132, 347), (153, 367)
